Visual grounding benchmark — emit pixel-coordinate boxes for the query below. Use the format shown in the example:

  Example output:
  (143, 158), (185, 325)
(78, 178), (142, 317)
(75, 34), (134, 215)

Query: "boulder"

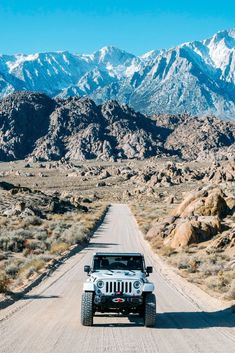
(165, 195), (175, 204)
(226, 197), (235, 213)
(14, 202), (26, 213)
(203, 191), (228, 218)
(169, 216), (221, 249)
(209, 230), (235, 254)
(169, 220), (197, 248)
(96, 181), (106, 187)
(99, 170), (111, 180)
(146, 216), (177, 240)
(174, 189), (208, 217)
(175, 187), (229, 219)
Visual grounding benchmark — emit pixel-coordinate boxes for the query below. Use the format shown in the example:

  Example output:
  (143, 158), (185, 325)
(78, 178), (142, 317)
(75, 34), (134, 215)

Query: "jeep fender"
(83, 282), (95, 292)
(142, 283), (154, 292)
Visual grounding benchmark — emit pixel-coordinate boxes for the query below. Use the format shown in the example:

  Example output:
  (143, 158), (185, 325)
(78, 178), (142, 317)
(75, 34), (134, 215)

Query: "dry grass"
(18, 258), (46, 279)
(0, 271), (10, 293)
(166, 250), (235, 297)
(130, 202), (169, 235)
(50, 242), (70, 255)
(159, 245), (176, 257)
(0, 200), (108, 293)
(227, 280), (235, 300)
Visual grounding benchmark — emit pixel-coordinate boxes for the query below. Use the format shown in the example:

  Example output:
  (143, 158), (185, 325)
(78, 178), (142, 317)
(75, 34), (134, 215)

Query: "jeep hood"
(90, 271), (146, 281)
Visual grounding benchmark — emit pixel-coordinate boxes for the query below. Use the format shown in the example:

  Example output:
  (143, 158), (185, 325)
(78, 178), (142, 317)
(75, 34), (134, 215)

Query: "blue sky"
(0, 0), (234, 55)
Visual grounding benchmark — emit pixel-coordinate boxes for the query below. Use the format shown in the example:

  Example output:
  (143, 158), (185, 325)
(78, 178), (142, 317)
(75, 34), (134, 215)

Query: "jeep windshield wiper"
(93, 269), (114, 273)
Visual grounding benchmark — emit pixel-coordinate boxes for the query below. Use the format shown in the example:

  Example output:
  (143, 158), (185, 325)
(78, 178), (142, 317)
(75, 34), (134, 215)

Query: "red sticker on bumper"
(112, 298), (125, 303)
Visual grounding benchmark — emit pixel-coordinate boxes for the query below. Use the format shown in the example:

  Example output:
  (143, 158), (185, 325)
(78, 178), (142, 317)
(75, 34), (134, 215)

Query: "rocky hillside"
(153, 114), (235, 160)
(0, 92), (166, 161)
(0, 29), (235, 118)
(0, 92), (55, 160)
(0, 92), (235, 162)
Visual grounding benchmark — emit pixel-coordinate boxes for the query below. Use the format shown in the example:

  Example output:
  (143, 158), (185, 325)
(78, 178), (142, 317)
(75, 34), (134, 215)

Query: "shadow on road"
(93, 308), (235, 329)
(22, 294), (60, 300)
(88, 242), (119, 249)
(156, 308), (235, 329)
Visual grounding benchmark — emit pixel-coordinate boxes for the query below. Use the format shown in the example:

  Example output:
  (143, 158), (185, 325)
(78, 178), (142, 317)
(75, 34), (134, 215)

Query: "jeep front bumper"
(94, 294), (143, 308)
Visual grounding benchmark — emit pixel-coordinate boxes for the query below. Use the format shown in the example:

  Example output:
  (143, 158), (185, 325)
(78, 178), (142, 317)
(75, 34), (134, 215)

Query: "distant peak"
(208, 28), (235, 43)
(140, 50), (160, 61)
(227, 28), (235, 39)
(93, 46), (136, 64)
(100, 45), (119, 52)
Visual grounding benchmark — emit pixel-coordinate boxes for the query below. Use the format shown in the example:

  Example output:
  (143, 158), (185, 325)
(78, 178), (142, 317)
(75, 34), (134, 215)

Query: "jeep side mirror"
(146, 266), (153, 276)
(84, 265), (91, 274)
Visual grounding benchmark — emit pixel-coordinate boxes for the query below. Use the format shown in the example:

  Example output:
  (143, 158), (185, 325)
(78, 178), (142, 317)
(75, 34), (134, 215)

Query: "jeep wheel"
(81, 292), (94, 326)
(144, 293), (156, 327)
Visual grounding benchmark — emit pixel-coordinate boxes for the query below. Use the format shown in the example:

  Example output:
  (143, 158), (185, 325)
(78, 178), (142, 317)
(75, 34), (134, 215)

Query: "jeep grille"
(105, 280), (133, 294)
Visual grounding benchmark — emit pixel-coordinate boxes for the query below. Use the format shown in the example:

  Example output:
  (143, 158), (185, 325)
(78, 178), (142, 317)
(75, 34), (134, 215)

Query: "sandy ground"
(0, 204), (234, 353)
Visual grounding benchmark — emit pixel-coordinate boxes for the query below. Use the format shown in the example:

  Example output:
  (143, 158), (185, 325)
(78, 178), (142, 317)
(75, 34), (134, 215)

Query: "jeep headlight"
(97, 280), (104, 289)
(133, 280), (141, 289)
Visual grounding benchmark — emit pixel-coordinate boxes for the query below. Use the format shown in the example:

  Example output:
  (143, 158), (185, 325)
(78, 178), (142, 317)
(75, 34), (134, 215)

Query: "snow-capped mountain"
(0, 29), (235, 118)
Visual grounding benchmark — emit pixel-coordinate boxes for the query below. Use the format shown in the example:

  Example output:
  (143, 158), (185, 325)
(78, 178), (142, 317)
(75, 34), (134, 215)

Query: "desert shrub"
(5, 263), (19, 278)
(24, 267), (36, 279)
(184, 246), (197, 254)
(32, 248), (44, 255)
(0, 251), (6, 261)
(23, 216), (43, 227)
(50, 242), (70, 255)
(61, 224), (86, 245)
(140, 223), (151, 234)
(19, 258), (46, 278)
(22, 248), (30, 257)
(34, 230), (48, 241)
(171, 254), (202, 273)
(151, 236), (164, 251)
(0, 271), (10, 293)
(21, 228), (32, 235)
(43, 240), (51, 251)
(0, 235), (23, 252)
(175, 255), (189, 270)
(198, 262), (224, 276)
(25, 239), (46, 252)
(219, 271), (235, 287)
(204, 272), (231, 293)
(205, 276), (221, 290)
(186, 257), (201, 273)
(160, 245), (176, 257)
(49, 222), (69, 233)
(227, 280), (235, 300)
(0, 229), (32, 252)
(38, 254), (54, 262)
(0, 217), (7, 226)
(48, 222), (70, 242)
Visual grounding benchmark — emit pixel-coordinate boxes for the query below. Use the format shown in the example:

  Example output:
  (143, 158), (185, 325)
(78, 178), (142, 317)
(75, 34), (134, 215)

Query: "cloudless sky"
(0, 0), (234, 55)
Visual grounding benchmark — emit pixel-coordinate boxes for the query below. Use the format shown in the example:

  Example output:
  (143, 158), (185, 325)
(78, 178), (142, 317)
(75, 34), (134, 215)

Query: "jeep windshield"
(92, 255), (144, 271)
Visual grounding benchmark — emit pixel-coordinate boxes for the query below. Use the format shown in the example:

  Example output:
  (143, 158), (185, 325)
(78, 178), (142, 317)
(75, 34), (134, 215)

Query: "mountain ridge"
(0, 29), (235, 118)
(0, 91), (234, 162)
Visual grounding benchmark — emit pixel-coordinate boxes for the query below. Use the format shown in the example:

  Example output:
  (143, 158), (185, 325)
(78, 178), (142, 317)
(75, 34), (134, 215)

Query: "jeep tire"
(144, 293), (156, 327)
(81, 292), (94, 326)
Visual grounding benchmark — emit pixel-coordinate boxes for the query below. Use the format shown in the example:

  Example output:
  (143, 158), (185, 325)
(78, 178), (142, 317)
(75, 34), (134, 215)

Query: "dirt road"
(0, 204), (234, 353)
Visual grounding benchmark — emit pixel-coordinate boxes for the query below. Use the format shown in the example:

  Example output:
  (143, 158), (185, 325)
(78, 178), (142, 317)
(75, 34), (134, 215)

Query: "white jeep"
(81, 252), (156, 327)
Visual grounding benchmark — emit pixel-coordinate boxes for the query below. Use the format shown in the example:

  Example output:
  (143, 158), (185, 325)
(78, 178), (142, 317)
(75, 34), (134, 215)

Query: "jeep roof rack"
(94, 252), (144, 257)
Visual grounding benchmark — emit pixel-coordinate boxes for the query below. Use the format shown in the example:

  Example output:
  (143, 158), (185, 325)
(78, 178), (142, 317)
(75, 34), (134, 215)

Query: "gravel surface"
(0, 204), (234, 353)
